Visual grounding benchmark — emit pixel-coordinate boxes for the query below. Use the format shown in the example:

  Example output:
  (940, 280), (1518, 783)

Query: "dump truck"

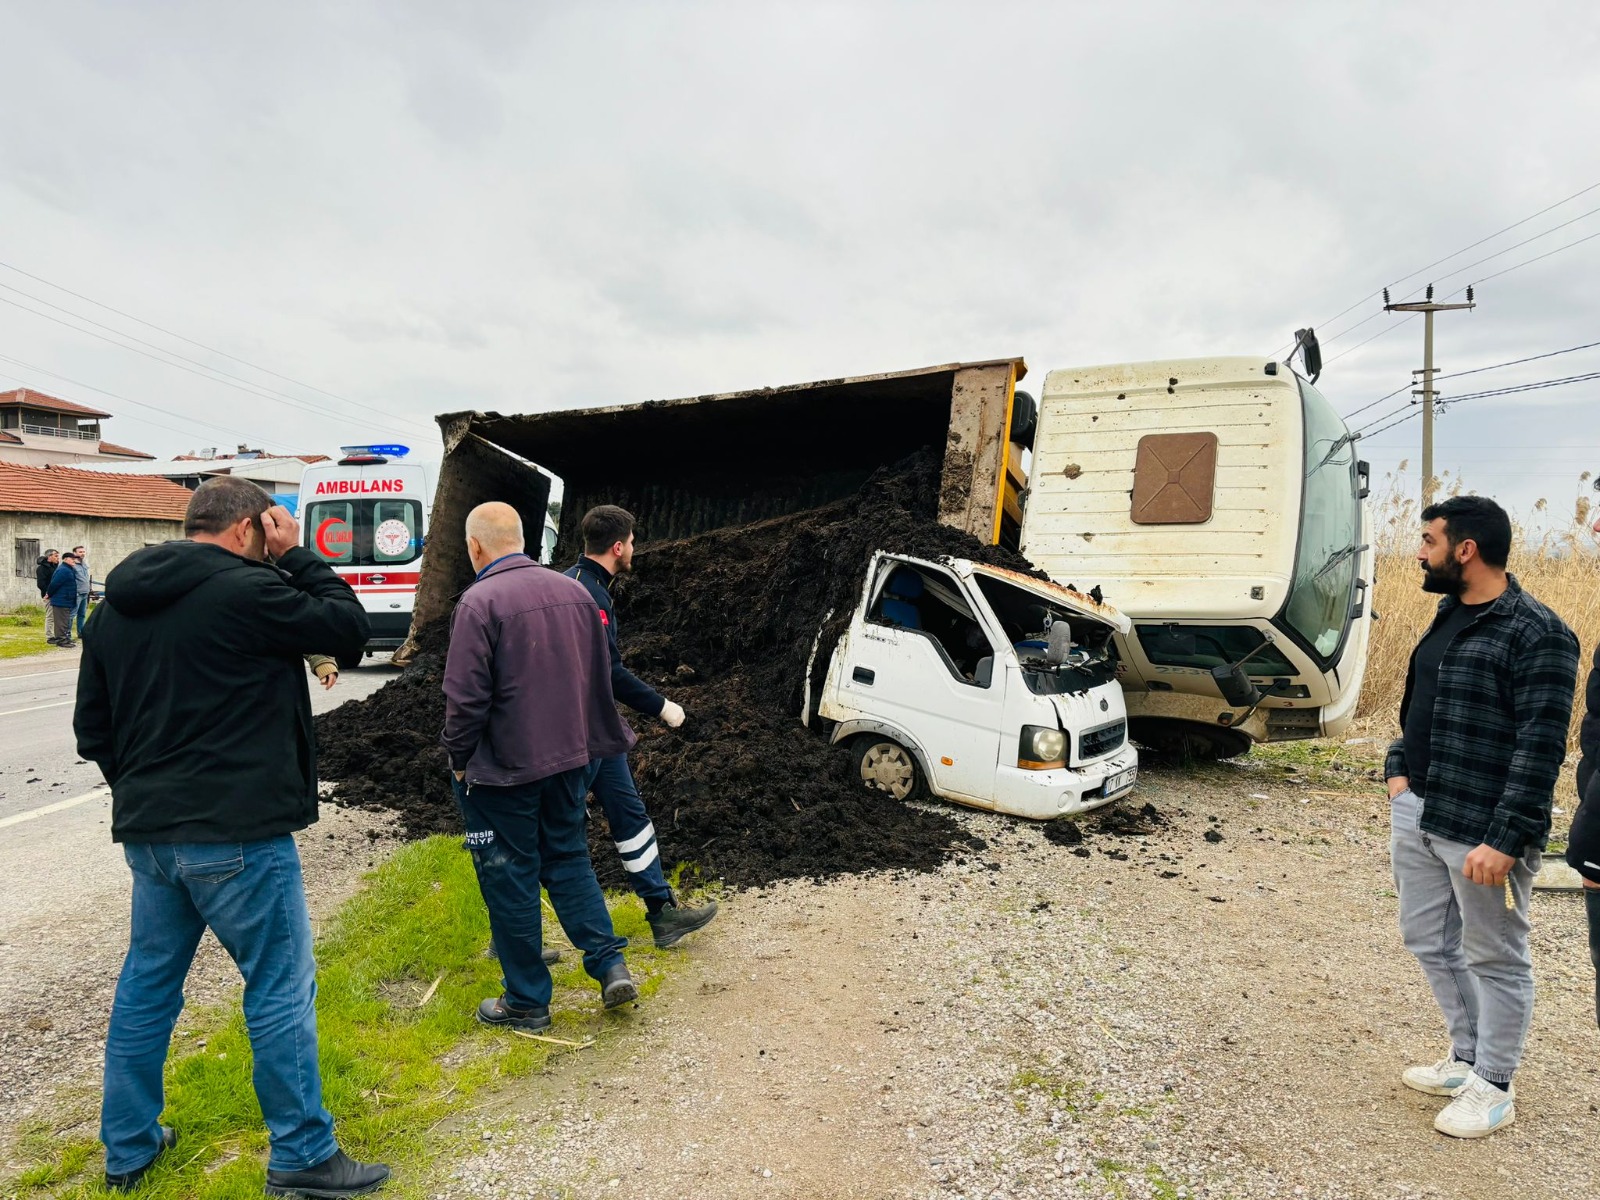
(408, 353), (1372, 763)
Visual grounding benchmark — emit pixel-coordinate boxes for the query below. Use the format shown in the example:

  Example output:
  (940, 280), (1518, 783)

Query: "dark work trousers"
(1588, 887), (1600, 1030)
(590, 754), (673, 912)
(453, 765), (626, 1010)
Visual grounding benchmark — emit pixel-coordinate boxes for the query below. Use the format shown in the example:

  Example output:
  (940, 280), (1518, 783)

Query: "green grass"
(9, 836), (684, 1198)
(0, 606), (57, 660)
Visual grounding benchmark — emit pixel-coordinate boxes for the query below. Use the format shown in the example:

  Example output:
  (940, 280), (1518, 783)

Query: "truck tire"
(1129, 719), (1252, 762)
(1009, 390), (1038, 450)
(852, 735), (925, 802)
(336, 650), (365, 672)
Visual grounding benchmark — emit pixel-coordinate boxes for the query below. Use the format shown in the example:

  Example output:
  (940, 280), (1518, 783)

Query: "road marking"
(0, 785), (110, 829)
(0, 668), (78, 682)
(0, 700), (73, 718)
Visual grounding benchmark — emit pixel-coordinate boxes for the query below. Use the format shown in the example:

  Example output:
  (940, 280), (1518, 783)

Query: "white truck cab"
(818, 551), (1138, 820)
(299, 445), (435, 667)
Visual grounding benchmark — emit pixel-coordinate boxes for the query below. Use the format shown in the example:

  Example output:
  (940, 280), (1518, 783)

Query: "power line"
(0, 292), (435, 438)
(1341, 338), (1600, 420)
(1278, 179), (1600, 355)
(1353, 368), (1600, 440)
(0, 260), (434, 436)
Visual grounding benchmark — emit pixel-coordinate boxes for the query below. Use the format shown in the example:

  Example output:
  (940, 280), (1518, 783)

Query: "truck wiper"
(1314, 542), (1368, 581)
(1306, 430), (1360, 476)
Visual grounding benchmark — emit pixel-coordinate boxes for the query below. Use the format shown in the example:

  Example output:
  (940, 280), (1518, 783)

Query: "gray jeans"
(1390, 788), (1540, 1084)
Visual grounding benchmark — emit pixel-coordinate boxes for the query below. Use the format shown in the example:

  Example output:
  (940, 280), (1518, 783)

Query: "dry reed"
(1355, 467), (1598, 750)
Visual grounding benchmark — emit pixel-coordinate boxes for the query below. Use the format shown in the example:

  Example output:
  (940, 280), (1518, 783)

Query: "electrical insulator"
(1382, 287), (1390, 306)
(1426, 283), (1434, 301)
(1466, 285), (1474, 303)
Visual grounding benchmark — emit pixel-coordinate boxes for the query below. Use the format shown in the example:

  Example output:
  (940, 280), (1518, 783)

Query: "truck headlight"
(1019, 724), (1067, 769)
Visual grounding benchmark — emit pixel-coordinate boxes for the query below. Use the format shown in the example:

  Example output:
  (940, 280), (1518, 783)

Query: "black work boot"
(600, 962), (638, 1009)
(476, 995), (552, 1031)
(105, 1125), (176, 1191)
(647, 896), (719, 949)
(264, 1148), (391, 1197)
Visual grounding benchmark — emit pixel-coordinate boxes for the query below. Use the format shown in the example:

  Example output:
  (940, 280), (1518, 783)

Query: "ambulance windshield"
(305, 499), (422, 566)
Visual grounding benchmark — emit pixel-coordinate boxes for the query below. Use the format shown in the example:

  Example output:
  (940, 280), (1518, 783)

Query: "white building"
(0, 389), (157, 467)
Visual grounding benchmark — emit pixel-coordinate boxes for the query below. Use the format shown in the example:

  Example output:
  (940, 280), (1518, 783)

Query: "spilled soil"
(316, 450), (1050, 888)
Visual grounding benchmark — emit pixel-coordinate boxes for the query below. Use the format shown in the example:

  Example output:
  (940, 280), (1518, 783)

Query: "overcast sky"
(2, 1), (1597, 527)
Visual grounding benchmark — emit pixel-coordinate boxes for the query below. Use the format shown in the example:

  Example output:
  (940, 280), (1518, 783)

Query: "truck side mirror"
(1210, 663), (1261, 708)
(1045, 622), (1074, 665)
(975, 656), (994, 688)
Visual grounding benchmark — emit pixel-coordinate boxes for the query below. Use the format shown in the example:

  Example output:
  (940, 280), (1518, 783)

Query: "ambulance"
(299, 445), (435, 668)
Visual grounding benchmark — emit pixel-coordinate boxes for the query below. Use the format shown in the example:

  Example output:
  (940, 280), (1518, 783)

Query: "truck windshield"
(305, 499), (423, 567)
(972, 574), (1118, 694)
(1281, 380), (1361, 661)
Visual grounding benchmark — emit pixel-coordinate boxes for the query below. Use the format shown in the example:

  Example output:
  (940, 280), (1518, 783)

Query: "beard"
(1419, 556), (1465, 595)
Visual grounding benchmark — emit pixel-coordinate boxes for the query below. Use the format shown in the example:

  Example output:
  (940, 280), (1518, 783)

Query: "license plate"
(1104, 767), (1137, 796)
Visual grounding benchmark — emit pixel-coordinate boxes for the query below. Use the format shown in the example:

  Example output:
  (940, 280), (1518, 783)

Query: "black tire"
(1129, 719), (1252, 763)
(851, 734), (926, 802)
(1009, 390), (1038, 450)
(336, 650), (365, 672)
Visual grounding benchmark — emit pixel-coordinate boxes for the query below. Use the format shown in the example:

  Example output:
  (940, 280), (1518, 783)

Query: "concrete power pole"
(1384, 284), (1476, 503)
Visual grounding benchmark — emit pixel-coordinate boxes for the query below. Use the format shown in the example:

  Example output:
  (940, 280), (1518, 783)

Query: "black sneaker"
(647, 897), (719, 949)
(476, 995), (552, 1031)
(105, 1125), (176, 1192)
(264, 1149), (390, 1197)
(600, 962), (638, 1009)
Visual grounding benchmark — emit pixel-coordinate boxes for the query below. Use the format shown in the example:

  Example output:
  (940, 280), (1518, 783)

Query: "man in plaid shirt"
(1385, 495), (1579, 1139)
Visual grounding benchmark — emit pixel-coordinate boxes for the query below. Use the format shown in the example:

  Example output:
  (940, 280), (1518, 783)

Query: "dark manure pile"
(315, 450), (1040, 889)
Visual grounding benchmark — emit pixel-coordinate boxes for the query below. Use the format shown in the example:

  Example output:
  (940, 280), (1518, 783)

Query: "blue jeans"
(455, 764), (627, 1010)
(1390, 789), (1539, 1084)
(74, 593), (89, 638)
(591, 754), (673, 911)
(102, 837), (337, 1175)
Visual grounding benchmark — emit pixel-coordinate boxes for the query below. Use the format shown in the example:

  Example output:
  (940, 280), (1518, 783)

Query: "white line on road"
(0, 700), (73, 718)
(0, 668), (78, 682)
(0, 785), (110, 829)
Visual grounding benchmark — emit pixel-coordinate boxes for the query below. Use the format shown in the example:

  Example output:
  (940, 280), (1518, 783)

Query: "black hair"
(581, 505), (636, 556)
(1421, 494), (1512, 569)
(185, 476), (272, 536)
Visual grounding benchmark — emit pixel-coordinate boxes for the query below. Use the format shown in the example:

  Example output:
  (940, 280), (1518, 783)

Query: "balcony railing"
(18, 424), (99, 441)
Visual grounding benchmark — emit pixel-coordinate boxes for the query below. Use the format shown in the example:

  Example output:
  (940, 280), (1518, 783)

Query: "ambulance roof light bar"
(336, 443), (410, 466)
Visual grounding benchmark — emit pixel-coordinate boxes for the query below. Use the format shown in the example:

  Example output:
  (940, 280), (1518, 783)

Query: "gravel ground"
(432, 757), (1599, 1200)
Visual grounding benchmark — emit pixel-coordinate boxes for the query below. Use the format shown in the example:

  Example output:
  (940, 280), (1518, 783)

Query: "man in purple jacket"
(442, 502), (639, 1030)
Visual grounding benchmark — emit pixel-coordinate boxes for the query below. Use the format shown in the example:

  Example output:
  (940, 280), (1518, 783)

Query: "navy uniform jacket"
(565, 556), (666, 718)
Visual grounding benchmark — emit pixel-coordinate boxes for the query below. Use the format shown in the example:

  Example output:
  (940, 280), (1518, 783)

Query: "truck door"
(837, 559), (1006, 805)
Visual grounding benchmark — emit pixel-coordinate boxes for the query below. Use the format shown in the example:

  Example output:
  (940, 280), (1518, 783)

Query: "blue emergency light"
(339, 444), (410, 458)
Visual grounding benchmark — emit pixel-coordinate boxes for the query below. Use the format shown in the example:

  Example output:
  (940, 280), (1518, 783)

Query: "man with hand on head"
(568, 504), (718, 948)
(442, 502), (640, 1032)
(74, 476), (388, 1196)
(1384, 495), (1579, 1139)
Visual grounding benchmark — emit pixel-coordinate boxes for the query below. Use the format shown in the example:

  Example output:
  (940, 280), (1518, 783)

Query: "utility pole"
(1384, 284), (1476, 503)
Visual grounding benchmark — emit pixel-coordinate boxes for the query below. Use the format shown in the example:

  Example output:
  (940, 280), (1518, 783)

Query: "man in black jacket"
(1564, 507), (1600, 1026)
(74, 477), (390, 1197)
(35, 548), (59, 641)
(567, 505), (717, 949)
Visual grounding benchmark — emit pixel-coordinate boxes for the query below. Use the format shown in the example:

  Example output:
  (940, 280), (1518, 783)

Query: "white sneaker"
(1434, 1072), (1516, 1138)
(1401, 1055), (1474, 1096)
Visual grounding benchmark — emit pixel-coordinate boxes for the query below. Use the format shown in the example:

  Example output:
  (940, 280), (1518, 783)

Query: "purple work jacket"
(441, 555), (635, 786)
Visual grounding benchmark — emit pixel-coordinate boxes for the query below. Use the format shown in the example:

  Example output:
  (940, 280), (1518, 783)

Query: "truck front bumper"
(986, 748), (1140, 821)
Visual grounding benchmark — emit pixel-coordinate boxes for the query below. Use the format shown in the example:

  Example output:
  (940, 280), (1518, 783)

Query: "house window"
(14, 538), (40, 578)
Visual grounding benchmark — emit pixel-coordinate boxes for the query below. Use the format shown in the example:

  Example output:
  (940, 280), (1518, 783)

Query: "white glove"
(659, 698), (686, 728)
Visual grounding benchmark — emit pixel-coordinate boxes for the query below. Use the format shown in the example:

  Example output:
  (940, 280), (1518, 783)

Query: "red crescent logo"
(315, 517), (349, 558)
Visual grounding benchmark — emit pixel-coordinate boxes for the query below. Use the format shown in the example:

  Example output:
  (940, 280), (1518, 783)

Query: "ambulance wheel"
(852, 735), (925, 802)
(336, 651), (365, 671)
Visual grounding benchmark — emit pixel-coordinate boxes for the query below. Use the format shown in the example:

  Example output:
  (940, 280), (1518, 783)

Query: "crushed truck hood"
(968, 563), (1131, 634)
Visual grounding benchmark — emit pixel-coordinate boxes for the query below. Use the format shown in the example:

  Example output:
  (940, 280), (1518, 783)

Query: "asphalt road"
(0, 649), (401, 1139)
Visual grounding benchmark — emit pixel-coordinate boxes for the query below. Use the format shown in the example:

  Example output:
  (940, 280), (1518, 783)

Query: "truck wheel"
(1129, 719), (1251, 762)
(852, 735), (925, 802)
(336, 651), (365, 672)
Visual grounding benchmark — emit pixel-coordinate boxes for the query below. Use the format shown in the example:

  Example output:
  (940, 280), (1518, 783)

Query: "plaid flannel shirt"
(1385, 574), (1580, 857)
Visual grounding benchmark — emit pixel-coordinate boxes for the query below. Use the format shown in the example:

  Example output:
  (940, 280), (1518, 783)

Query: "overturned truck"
(409, 354), (1372, 764)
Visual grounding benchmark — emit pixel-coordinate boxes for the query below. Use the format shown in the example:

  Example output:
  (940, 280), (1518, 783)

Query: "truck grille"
(1079, 720), (1126, 761)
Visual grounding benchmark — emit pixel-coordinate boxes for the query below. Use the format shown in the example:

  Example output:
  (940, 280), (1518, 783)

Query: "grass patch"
(9, 835), (685, 1198)
(0, 606), (57, 660)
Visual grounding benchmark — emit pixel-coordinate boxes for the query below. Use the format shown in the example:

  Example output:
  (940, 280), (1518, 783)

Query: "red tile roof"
(96, 441), (157, 460)
(0, 462), (192, 521)
(0, 430), (19, 444)
(0, 388), (113, 419)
